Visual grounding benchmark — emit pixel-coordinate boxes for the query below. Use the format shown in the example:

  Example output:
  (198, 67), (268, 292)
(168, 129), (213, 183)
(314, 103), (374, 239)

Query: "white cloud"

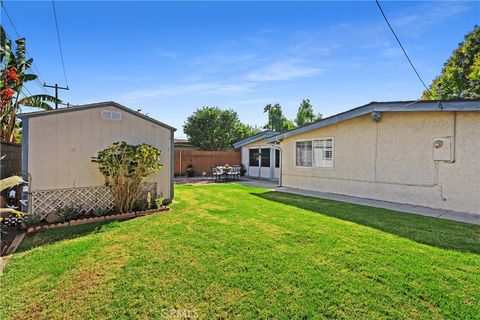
(246, 59), (322, 82)
(120, 81), (253, 102)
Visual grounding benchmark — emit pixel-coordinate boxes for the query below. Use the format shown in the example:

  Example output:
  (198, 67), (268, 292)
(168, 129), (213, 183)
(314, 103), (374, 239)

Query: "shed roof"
(233, 130), (278, 148)
(267, 99), (480, 143)
(18, 101), (176, 131)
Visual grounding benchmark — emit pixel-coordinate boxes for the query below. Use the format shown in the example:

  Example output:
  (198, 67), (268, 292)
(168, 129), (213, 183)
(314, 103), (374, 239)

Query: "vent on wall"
(101, 110), (122, 121)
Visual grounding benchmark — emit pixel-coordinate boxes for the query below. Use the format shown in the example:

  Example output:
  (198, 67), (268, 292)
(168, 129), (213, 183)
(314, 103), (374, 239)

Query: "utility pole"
(43, 83), (69, 109)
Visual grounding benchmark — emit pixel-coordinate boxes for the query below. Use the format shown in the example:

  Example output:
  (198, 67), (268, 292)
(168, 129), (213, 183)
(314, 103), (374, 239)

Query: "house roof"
(18, 101), (177, 131)
(267, 99), (480, 143)
(233, 130), (278, 148)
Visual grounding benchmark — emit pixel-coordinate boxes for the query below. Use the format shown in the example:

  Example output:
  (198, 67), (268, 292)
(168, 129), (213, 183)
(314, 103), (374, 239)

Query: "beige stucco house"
(266, 100), (480, 215)
(233, 131), (280, 179)
(19, 101), (175, 215)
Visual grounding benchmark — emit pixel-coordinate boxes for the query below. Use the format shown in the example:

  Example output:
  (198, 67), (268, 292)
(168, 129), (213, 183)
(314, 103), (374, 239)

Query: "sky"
(2, 1), (479, 137)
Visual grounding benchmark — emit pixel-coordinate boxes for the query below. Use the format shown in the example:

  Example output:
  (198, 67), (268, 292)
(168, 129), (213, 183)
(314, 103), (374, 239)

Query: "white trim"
(294, 137), (335, 169)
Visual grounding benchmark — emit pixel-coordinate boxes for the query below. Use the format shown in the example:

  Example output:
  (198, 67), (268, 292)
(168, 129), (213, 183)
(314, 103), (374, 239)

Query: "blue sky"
(3, 1), (479, 137)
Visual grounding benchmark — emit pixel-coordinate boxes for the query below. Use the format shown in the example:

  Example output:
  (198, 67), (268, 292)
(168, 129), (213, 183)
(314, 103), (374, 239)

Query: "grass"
(1, 184), (479, 319)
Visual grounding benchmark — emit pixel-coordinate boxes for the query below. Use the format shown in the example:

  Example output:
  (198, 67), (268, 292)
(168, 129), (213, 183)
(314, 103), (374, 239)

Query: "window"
(296, 141), (312, 167)
(295, 138), (333, 168)
(249, 148), (259, 166)
(111, 111), (122, 121)
(260, 148), (270, 167)
(275, 149), (280, 168)
(101, 110), (122, 121)
(313, 139), (333, 168)
(101, 110), (112, 120)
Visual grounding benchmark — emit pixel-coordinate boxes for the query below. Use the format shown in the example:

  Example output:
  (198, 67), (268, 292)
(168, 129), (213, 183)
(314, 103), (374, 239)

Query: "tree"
(92, 142), (162, 212)
(1, 26), (59, 142)
(183, 107), (256, 150)
(421, 26), (480, 100)
(263, 103), (294, 132)
(294, 99), (322, 127)
(235, 123), (261, 142)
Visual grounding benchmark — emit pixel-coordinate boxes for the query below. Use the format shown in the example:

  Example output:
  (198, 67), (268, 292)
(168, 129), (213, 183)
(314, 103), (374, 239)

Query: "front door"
(259, 148), (271, 178)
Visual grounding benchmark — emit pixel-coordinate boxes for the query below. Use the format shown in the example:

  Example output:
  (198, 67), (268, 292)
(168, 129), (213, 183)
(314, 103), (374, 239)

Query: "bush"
(93, 208), (108, 217)
(154, 196), (164, 209)
(55, 206), (80, 223)
(240, 164), (247, 176)
(92, 142), (162, 212)
(133, 199), (149, 212)
(21, 214), (41, 228)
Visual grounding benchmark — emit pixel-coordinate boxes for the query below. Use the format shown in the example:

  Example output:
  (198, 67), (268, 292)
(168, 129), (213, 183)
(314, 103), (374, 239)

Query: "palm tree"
(1, 26), (60, 142)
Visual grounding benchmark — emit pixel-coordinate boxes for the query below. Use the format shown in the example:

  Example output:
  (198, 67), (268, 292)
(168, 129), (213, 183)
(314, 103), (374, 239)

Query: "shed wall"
(27, 105), (172, 199)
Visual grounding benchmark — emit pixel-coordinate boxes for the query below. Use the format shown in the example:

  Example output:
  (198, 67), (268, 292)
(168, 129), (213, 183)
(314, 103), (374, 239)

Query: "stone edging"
(26, 207), (170, 233)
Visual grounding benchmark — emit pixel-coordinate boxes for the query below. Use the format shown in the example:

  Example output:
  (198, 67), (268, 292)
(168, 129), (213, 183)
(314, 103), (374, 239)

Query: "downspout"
(170, 130), (174, 201)
(21, 117), (30, 213)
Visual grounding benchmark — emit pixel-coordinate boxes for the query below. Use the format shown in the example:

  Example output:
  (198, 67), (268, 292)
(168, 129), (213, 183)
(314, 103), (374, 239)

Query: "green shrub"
(21, 214), (41, 228)
(133, 199), (149, 212)
(92, 142), (163, 212)
(93, 208), (108, 217)
(55, 206), (80, 223)
(154, 196), (164, 209)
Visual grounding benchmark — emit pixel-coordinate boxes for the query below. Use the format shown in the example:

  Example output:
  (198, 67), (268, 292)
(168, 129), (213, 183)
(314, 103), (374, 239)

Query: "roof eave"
(233, 131), (278, 148)
(18, 101), (177, 132)
(267, 100), (480, 143)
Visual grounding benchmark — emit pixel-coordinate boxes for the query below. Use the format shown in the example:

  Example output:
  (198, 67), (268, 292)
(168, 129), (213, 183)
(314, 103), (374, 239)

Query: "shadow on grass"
(16, 221), (122, 253)
(253, 191), (480, 254)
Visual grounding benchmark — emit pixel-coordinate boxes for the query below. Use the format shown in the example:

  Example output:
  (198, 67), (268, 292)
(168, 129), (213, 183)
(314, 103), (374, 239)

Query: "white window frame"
(294, 137), (334, 169)
(111, 111), (122, 121)
(101, 110), (122, 121)
(101, 110), (112, 120)
(248, 147), (260, 167)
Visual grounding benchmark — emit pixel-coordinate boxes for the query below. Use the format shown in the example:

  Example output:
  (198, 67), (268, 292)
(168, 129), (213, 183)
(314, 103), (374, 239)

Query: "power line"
(1, 1), (50, 95)
(0, 1), (20, 37)
(375, 0), (441, 108)
(51, 0), (68, 86)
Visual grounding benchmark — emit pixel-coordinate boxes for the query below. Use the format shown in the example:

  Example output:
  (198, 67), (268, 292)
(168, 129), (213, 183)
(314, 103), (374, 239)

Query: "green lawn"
(1, 184), (479, 319)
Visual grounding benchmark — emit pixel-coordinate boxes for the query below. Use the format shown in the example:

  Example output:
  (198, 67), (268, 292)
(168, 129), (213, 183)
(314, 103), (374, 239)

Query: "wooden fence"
(0, 142), (21, 179)
(174, 149), (241, 176)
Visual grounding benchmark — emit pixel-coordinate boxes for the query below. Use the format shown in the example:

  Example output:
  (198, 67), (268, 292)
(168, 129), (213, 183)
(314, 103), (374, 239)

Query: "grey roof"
(267, 99), (480, 143)
(18, 101), (176, 131)
(233, 130), (278, 148)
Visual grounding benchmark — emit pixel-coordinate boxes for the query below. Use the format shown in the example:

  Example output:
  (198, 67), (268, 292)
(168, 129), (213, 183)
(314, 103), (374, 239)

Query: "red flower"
(6, 68), (19, 83)
(1, 88), (15, 100)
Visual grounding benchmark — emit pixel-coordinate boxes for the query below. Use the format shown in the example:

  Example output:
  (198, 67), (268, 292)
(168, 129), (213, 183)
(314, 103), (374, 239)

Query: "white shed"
(18, 101), (176, 216)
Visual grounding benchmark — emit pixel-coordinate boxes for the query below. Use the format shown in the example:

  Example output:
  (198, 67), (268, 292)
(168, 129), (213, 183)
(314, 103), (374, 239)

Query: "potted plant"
(186, 164), (195, 177)
(240, 164), (247, 177)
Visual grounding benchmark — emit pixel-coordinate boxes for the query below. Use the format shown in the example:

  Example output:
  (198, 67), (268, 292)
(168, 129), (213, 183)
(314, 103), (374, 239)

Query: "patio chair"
(211, 167), (222, 182)
(213, 166), (226, 182)
(228, 165), (241, 181)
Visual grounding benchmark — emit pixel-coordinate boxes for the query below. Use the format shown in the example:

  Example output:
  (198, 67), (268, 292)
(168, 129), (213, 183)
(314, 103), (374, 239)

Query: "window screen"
(275, 149), (280, 168)
(101, 110), (112, 120)
(313, 139), (333, 167)
(260, 148), (270, 167)
(111, 111), (122, 121)
(249, 149), (259, 166)
(296, 141), (312, 167)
